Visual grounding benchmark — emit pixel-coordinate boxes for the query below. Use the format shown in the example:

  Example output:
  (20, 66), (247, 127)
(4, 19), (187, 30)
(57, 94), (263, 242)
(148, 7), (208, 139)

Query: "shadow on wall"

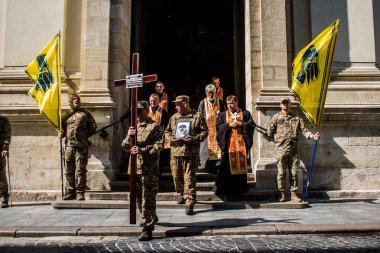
(373, 0), (380, 67)
(299, 122), (379, 191)
(309, 0), (350, 66)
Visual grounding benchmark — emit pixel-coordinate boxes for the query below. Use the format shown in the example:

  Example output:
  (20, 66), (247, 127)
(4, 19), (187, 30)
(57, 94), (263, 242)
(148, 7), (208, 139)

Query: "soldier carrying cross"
(116, 53), (161, 241)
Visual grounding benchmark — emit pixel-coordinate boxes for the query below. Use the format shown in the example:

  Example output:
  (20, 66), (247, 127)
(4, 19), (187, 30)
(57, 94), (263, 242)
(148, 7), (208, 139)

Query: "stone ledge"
(51, 200), (309, 209)
(78, 227), (140, 236)
(15, 227), (80, 237)
(0, 227), (20, 237)
(212, 225), (277, 235)
(275, 223), (380, 234)
(1, 224), (379, 237)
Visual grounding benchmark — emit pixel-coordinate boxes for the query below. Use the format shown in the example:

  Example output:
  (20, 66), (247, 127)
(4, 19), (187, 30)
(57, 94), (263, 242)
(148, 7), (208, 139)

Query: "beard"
(207, 97), (215, 103)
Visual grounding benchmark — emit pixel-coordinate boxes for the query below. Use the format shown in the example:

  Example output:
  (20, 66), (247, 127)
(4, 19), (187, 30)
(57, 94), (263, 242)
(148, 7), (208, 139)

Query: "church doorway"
(132, 0), (246, 109)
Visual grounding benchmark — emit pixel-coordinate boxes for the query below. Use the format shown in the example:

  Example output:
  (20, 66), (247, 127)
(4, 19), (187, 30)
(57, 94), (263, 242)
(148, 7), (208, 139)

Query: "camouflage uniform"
(0, 116), (11, 203)
(122, 117), (163, 230)
(267, 111), (313, 193)
(62, 109), (97, 195)
(165, 109), (208, 208)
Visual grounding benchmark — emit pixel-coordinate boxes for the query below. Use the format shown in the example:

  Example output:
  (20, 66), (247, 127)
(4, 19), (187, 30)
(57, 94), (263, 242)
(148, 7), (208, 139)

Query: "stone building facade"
(0, 0), (379, 200)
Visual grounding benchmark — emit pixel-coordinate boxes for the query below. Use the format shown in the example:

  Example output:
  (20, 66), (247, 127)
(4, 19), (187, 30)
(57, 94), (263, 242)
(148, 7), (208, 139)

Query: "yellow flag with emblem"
(290, 20), (340, 131)
(25, 32), (62, 132)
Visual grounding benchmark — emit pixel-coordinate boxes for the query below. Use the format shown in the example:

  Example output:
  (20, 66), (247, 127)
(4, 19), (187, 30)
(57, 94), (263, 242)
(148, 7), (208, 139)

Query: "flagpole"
(6, 156), (12, 207)
(303, 139), (318, 201)
(59, 138), (64, 198)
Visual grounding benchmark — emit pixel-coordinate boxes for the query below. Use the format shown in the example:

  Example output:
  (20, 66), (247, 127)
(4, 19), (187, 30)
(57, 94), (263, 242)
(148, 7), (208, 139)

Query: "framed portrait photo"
(175, 121), (191, 140)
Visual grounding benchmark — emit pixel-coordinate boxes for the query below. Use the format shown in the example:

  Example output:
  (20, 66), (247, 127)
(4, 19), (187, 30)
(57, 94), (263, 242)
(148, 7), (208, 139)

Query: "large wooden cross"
(114, 53), (157, 224)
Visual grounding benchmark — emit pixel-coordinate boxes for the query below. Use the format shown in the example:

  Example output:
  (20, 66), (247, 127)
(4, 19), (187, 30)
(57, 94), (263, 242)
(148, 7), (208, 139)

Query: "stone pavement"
(1, 234), (380, 252)
(0, 199), (379, 237)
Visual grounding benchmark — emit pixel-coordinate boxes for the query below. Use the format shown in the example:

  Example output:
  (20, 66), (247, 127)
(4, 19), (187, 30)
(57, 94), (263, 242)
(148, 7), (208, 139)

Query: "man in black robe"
(213, 95), (255, 199)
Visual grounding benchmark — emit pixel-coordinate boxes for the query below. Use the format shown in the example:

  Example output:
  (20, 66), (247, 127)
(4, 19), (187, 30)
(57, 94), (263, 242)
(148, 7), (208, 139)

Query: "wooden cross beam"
(114, 53), (157, 224)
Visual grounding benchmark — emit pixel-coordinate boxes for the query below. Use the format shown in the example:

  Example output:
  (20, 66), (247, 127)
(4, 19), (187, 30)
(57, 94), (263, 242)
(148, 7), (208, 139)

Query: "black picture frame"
(175, 121), (191, 140)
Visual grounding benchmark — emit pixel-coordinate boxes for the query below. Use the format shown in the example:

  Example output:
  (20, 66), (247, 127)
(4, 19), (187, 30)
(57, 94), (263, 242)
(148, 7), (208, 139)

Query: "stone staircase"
(51, 166), (309, 209)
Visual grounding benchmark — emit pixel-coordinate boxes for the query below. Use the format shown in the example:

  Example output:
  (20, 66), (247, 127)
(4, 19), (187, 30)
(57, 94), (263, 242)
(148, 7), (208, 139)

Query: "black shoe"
(138, 230), (152, 241)
(1, 201), (8, 208)
(177, 198), (185, 204)
(185, 207), (194, 215)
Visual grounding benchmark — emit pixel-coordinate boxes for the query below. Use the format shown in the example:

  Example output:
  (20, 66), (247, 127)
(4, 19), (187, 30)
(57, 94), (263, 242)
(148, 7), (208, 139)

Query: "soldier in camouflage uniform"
(267, 97), (320, 202)
(122, 101), (163, 241)
(0, 116), (11, 208)
(165, 95), (208, 215)
(60, 94), (97, 201)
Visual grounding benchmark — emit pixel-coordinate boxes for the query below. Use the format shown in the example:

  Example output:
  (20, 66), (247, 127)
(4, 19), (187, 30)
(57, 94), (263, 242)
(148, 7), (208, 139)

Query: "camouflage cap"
(137, 100), (149, 110)
(281, 97), (291, 104)
(172, 95), (190, 103)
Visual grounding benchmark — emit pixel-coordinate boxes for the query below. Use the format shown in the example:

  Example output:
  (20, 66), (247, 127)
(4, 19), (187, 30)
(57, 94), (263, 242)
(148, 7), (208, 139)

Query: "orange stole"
(216, 87), (223, 101)
(227, 109), (247, 175)
(159, 93), (168, 112)
(205, 98), (221, 160)
(149, 107), (170, 149)
(148, 106), (162, 125)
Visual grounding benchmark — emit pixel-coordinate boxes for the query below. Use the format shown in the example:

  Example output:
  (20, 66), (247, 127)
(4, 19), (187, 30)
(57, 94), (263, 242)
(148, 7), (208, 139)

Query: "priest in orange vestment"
(198, 84), (225, 171)
(214, 95), (255, 198)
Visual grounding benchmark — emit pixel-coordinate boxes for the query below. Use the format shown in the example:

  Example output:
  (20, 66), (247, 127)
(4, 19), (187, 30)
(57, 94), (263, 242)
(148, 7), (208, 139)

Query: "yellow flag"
(26, 32), (62, 132)
(290, 20), (340, 131)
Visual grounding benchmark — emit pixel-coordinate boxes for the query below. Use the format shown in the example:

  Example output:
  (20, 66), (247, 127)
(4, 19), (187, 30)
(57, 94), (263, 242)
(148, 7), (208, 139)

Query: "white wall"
(3, 0), (64, 67)
(310, 0), (375, 65)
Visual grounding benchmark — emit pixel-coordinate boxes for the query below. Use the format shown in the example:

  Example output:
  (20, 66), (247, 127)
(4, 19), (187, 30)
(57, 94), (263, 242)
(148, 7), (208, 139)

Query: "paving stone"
(1, 234), (379, 252)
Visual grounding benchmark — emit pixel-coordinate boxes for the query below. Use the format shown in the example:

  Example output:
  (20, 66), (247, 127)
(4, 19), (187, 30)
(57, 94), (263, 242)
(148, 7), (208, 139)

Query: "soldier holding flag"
(59, 94), (97, 201)
(265, 20), (339, 202)
(266, 97), (320, 202)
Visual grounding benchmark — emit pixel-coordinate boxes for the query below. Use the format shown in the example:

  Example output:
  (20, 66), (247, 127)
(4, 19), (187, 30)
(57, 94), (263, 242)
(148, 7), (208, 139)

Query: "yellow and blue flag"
(26, 32), (62, 132)
(290, 20), (340, 131)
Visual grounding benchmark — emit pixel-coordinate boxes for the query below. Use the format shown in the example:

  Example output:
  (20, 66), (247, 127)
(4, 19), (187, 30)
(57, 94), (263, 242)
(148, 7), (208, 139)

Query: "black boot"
(1, 199), (8, 208)
(185, 206), (194, 215)
(138, 228), (153, 241)
(177, 197), (185, 204)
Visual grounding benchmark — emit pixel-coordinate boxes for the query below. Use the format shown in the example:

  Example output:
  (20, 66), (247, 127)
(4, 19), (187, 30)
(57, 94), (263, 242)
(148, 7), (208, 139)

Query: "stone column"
(252, 0), (303, 193)
(79, 0), (115, 190)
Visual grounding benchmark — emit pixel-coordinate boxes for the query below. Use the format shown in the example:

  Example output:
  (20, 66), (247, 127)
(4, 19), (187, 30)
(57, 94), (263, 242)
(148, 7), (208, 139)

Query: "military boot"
(1, 199), (8, 208)
(185, 206), (194, 215)
(278, 192), (286, 202)
(76, 192), (85, 201)
(138, 228), (153, 241)
(63, 192), (75, 200)
(177, 197), (185, 204)
(291, 192), (302, 202)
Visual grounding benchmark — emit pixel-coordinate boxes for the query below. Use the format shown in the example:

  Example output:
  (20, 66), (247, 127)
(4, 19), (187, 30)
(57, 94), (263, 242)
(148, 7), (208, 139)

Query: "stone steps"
(51, 199), (308, 209)
(110, 181), (255, 192)
(116, 172), (218, 182)
(85, 190), (275, 202)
